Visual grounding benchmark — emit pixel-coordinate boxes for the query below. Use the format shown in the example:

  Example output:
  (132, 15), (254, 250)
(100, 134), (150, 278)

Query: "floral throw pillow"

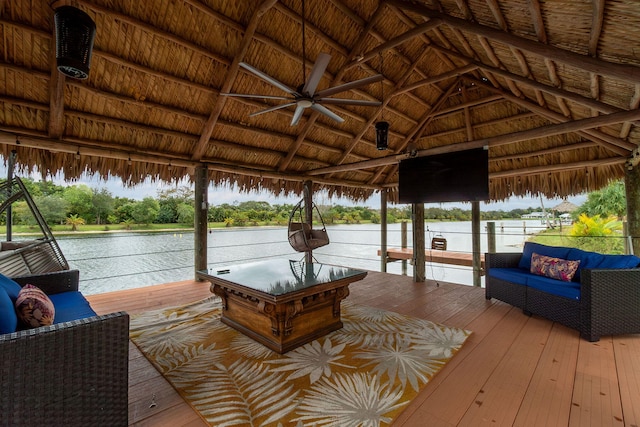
(530, 252), (581, 282)
(15, 284), (55, 328)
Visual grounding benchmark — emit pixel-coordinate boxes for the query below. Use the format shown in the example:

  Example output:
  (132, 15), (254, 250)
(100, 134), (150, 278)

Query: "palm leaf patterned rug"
(130, 297), (471, 427)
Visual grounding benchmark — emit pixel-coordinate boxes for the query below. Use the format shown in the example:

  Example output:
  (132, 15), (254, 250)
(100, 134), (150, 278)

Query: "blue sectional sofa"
(0, 270), (129, 426)
(486, 242), (640, 341)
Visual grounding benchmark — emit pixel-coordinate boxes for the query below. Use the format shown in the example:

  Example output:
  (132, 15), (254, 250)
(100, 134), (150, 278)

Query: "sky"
(3, 165), (587, 211)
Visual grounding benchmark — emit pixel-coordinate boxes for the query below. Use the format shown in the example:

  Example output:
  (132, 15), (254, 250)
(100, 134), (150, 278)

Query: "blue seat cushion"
(48, 291), (97, 323)
(0, 288), (18, 334)
(0, 273), (22, 302)
(526, 274), (581, 300)
(518, 243), (571, 271)
(488, 268), (530, 286)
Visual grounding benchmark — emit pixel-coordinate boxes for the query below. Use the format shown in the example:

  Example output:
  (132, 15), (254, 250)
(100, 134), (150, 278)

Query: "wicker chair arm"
(485, 252), (522, 269)
(12, 269), (80, 294)
(0, 311), (130, 426)
(580, 268), (640, 341)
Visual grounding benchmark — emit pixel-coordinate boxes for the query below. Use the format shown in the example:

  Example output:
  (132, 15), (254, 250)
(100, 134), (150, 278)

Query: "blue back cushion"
(567, 248), (640, 282)
(0, 288), (18, 334)
(48, 291), (97, 323)
(0, 273), (22, 302)
(518, 242), (571, 270)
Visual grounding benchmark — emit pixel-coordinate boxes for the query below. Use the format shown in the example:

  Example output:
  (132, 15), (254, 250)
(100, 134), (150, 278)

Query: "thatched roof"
(1, 0), (639, 203)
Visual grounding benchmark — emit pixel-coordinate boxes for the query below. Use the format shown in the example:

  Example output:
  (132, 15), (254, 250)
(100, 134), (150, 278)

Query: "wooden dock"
(379, 248), (485, 273)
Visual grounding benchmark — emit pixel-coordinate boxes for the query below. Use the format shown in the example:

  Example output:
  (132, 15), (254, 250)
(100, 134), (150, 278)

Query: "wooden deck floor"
(86, 271), (640, 427)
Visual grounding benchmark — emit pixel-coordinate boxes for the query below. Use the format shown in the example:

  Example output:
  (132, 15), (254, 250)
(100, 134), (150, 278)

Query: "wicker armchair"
(0, 270), (129, 426)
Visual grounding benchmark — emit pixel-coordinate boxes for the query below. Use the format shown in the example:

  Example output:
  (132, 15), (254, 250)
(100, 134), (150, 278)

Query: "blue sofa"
(0, 270), (129, 426)
(486, 242), (640, 341)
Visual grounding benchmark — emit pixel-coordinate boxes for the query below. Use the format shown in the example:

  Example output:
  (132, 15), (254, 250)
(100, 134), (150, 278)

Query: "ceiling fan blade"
(311, 103), (344, 123)
(239, 62), (300, 96)
(302, 53), (331, 96)
(291, 105), (306, 126)
(249, 102), (296, 117)
(317, 98), (382, 106)
(222, 93), (293, 101)
(315, 74), (384, 98)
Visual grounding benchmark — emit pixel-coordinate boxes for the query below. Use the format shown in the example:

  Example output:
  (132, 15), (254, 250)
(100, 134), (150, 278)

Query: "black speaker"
(54, 6), (96, 80)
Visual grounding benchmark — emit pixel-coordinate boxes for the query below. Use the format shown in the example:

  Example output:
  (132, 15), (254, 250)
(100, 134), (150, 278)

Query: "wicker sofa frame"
(485, 252), (640, 342)
(0, 270), (129, 426)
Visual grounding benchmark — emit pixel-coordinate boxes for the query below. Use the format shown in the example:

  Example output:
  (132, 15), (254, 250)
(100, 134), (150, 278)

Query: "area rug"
(130, 297), (471, 427)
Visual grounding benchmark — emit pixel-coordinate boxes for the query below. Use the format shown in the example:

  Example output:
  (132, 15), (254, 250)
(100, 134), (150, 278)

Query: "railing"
(52, 220), (633, 295)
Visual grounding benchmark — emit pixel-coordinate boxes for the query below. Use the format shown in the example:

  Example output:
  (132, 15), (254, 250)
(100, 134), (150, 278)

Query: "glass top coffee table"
(197, 259), (367, 354)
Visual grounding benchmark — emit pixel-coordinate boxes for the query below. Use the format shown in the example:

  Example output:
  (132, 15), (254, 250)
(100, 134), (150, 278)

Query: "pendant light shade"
(54, 6), (96, 80)
(376, 121), (389, 150)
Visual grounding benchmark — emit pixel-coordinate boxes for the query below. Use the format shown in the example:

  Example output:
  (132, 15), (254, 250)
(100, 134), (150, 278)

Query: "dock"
(378, 248), (485, 274)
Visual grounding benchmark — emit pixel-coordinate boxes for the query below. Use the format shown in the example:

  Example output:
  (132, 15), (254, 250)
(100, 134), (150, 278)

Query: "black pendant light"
(376, 121), (389, 150)
(375, 52), (388, 150)
(54, 6), (96, 80)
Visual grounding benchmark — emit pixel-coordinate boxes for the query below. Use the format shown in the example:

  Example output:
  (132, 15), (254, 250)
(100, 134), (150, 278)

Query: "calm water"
(56, 220), (547, 295)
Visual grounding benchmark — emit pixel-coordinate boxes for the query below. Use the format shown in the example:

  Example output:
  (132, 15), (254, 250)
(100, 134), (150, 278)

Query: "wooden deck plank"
(83, 270), (640, 427)
(458, 315), (553, 425)
(513, 323), (580, 427)
(570, 337), (625, 427)
(613, 335), (640, 426)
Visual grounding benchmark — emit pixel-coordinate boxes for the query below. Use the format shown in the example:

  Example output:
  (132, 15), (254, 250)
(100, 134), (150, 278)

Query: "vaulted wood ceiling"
(1, 0), (639, 202)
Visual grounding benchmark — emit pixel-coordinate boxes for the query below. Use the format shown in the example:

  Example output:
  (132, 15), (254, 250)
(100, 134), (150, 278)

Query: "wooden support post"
(413, 203), (426, 282)
(401, 221), (408, 276)
(380, 190), (388, 272)
(625, 166), (640, 255)
(303, 180), (313, 264)
(194, 165), (209, 279)
(487, 221), (496, 253)
(472, 201), (481, 287)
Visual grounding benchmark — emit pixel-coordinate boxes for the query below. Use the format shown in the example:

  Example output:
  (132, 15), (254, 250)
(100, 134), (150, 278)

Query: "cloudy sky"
(5, 164), (587, 211)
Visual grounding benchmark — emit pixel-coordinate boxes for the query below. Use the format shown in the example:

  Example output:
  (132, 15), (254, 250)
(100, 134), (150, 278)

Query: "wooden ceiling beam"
(307, 106), (640, 176)
(427, 44), (631, 116)
(192, 0), (278, 161)
(387, 0), (640, 83)
(469, 78), (636, 154)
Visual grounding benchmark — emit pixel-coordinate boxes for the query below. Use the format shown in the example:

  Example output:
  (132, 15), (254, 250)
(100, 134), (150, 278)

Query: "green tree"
(578, 180), (626, 219)
(92, 188), (114, 225)
(63, 184), (95, 223)
(131, 197), (159, 225)
(176, 203), (195, 224)
(34, 194), (69, 225)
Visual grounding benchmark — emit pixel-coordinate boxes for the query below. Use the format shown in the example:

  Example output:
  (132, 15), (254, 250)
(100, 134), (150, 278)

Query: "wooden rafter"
(386, 0), (640, 83)
(191, 0), (278, 161)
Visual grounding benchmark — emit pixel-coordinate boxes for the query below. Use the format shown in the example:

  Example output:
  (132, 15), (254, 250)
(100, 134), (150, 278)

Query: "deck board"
(85, 271), (640, 427)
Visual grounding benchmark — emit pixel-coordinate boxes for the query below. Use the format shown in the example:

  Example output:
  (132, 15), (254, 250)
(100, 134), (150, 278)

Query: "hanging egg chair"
(287, 199), (330, 252)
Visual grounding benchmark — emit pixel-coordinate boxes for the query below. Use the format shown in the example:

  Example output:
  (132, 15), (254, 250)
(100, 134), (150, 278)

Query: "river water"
(56, 220), (547, 295)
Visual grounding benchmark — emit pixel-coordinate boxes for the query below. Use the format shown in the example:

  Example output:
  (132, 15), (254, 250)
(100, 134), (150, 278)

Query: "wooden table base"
(212, 283), (350, 354)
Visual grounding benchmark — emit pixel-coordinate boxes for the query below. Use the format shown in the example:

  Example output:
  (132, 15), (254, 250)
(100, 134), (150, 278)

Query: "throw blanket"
(130, 297), (471, 426)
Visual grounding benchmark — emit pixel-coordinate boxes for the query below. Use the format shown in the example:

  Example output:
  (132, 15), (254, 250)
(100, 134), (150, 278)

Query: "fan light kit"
(224, 0), (382, 125)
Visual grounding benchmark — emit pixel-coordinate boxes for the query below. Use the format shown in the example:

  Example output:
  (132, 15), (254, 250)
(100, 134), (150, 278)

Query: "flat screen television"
(398, 147), (489, 203)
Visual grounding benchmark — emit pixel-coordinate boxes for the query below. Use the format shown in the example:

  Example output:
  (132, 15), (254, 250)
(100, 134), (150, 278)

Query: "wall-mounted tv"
(398, 147), (489, 204)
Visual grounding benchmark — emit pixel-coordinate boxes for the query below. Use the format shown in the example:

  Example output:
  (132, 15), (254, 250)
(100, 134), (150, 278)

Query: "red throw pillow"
(15, 284), (55, 328)
(530, 252), (581, 282)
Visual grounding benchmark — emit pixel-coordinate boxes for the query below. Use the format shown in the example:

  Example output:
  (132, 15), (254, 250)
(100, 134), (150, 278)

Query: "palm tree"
(66, 214), (86, 231)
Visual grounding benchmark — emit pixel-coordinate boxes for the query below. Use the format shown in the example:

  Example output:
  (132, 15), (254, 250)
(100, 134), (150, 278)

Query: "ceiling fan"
(223, 1), (383, 126)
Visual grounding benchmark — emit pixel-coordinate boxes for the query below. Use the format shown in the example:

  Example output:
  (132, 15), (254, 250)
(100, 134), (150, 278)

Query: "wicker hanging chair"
(287, 199), (329, 252)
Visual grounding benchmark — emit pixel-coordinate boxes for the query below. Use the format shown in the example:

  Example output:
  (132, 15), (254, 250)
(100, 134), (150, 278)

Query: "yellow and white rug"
(130, 297), (471, 426)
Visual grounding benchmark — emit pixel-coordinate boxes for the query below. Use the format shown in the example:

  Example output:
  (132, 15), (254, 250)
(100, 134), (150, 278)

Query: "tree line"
(5, 178), (625, 230)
